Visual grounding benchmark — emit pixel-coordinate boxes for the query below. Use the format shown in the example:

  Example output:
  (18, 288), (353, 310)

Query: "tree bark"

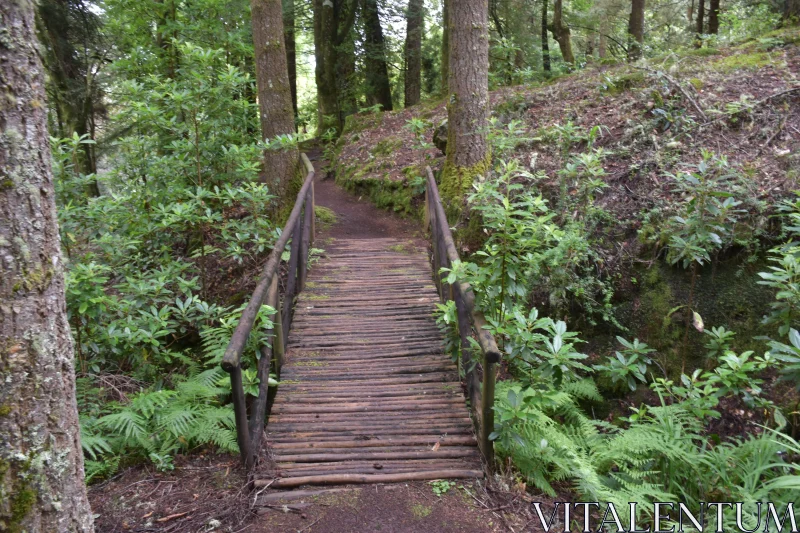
(313, 0), (358, 134)
(0, 2), (94, 531)
(627, 0), (645, 60)
(283, 0), (298, 121)
(404, 0), (424, 107)
(251, 0), (300, 200)
(548, 0), (574, 65)
(361, 0), (393, 111)
(541, 0), (551, 72)
(441, 0), (449, 95)
(36, 0), (101, 189)
(440, 0), (490, 203)
(695, 0), (705, 46)
(708, 0), (720, 34)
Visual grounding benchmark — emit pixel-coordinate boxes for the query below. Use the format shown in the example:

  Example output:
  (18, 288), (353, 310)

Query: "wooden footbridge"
(221, 155), (500, 489)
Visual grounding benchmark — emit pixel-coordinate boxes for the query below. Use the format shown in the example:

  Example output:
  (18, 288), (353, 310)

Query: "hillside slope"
(332, 28), (800, 377)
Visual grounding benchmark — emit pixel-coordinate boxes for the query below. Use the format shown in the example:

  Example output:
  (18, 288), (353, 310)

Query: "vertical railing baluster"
(299, 190), (312, 291)
(230, 366), (252, 468)
(282, 214), (303, 342)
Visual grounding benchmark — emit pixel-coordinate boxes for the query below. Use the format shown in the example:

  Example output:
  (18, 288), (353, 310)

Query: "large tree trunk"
(441, 0), (449, 95)
(283, 0), (298, 122)
(314, 0), (338, 133)
(627, 0), (645, 60)
(708, 0), (720, 34)
(440, 0), (490, 203)
(541, 0), (551, 72)
(404, 0), (424, 107)
(548, 0), (574, 65)
(361, 0), (393, 111)
(313, 0), (357, 135)
(0, 2), (94, 531)
(695, 0), (705, 46)
(251, 0), (300, 200)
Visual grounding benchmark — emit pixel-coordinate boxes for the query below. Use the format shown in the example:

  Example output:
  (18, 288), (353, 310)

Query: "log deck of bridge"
(261, 237), (483, 488)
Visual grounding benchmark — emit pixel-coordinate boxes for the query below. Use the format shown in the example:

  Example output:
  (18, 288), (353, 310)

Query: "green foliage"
(594, 337), (656, 391)
(767, 328), (800, 391)
(429, 480), (455, 496)
(81, 369), (237, 480)
(759, 194), (800, 336)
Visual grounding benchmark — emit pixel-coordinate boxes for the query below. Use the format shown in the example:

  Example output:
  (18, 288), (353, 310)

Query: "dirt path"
(308, 149), (422, 241)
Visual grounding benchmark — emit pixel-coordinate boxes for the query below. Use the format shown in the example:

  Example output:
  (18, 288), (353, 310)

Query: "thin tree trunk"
(404, 0), (424, 107)
(695, 0), (705, 47)
(0, 2), (94, 531)
(441, 0), (449, 95)
(542, 0), (551, 72)
(251, 0), (300, 200)
(708, 0), (720, 34)
(627, 0), (645, 60)
(362, 0), (393, 111)
(440, 0), (490, 203)
(283, 0), (298, 122)
(548, 0), (574, 65)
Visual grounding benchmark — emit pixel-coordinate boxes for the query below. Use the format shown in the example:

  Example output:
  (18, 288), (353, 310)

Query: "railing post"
(274, 280), (285, 376)
(282, 216), (303, 341)
(310, 181), (316, 246)
(230, 366), (253, 468)
(481, 356), (497, 473)
(299, 190), (312, 292)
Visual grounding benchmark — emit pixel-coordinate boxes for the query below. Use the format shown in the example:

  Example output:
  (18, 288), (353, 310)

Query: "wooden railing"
(424, 167), (500, 472)
(221, 154), (315, 469)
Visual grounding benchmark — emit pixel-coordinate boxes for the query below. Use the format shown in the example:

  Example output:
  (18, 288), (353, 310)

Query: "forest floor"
(87, 150), (562, 533)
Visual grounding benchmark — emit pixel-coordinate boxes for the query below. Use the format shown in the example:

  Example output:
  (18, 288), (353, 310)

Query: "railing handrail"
(424, 166), (500, 473)
(221, 153), (315, 470)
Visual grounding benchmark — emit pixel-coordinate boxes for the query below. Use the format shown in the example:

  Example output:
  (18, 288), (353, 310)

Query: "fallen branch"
(634, 66), (708, 122)
(155, 511), (190, 523)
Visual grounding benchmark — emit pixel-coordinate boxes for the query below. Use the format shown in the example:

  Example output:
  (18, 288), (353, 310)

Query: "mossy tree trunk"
(404, 0), (423, 107)
(0, 2), (94, 531)
(627, 0), (645, 60)
(36, 0), (102, 194)
(283, 0), (298, 121)
(251, 0), (300, 202)
(361, 0), (393, 112)
(541, 0), (551, 72)
(441, 0), (490, 204)
(549, 0), (574, 65)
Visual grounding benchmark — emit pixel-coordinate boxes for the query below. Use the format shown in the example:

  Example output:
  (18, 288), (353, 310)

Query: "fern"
(86, 369), (238, 476)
